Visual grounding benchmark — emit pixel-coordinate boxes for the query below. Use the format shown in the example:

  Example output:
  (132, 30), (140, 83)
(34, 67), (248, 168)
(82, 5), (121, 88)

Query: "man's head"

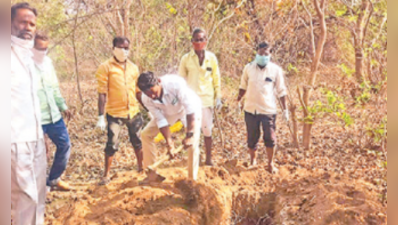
(34, 32), (49, 51)
(255, 42), (272, 67)
(137, 72), (162, 100)
(191, 28), (207, 51)
(11, 2), (37, 40)
(112, 36), (130, 62)
(113, 36), (130, 50)
(256, 42), (271, 56)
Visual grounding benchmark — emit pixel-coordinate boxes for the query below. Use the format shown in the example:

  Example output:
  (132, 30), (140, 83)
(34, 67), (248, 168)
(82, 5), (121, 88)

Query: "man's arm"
(280, 95), (287, 110)
(98, 93), (107, 116)
(275, 68), (288, 110)
(178, 56), (188, 79)
(159, 126), (173, 147)
(185, 113), (195, 134)
(212, 57), (222, 100)
(144, 96), (175, 156)
(237, 89), (246, 102)
(49, 62), (72, 120)
(96, 63), (109, 116)
(238, 65), (249, 102)
(135, 91), (148, 111)
(50, 63), (67, 111)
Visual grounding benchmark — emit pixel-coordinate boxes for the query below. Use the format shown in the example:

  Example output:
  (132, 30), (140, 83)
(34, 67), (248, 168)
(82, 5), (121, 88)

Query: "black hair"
(192, 27), (206, 38)
(11, 2), (38, 21)
(137, 72), (159, 91)
(257, 42), (270, 50)
(113, 36), (130, 47)
(35, 32), (49, 42)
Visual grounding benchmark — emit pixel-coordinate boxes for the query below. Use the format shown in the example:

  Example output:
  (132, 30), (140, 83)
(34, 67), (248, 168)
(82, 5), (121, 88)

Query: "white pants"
(11, 140), (46, 225)
(142, 113), (202, 180)
(201, 107), (214, 137)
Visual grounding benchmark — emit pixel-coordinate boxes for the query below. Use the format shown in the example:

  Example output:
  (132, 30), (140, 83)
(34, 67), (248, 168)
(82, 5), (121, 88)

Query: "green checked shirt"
(35, 57), (68, 125)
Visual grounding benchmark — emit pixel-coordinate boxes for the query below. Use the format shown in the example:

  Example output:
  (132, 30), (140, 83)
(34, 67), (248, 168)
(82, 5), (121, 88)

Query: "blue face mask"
(255, 54), (271, 67)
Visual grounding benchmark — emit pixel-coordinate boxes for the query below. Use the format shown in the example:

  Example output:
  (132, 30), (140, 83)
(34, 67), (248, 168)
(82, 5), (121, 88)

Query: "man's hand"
(215, 98), (223, 111)
(282, 109), (290, 122)
(183, 134), (194, 149)
(167, 143), (175, 160)
(62, 110), (72, 121)
(96, 115), (106, 131)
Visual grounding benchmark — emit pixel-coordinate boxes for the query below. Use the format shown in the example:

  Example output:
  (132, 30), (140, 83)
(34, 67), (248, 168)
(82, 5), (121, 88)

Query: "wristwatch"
(186, 132), (194, 138)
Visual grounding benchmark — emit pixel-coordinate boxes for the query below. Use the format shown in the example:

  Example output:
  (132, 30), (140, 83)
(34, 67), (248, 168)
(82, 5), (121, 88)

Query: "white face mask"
(31, 48), (48, 69)
(11, 35), (34, 50)
(113, 47), (130, 62)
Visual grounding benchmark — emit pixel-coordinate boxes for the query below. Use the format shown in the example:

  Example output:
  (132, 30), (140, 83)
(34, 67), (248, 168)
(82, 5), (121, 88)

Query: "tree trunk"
(289, 104), (300, 149)
(302, 123), (313, 149)
(353, 0), (370, 84)
(302, 0), (328, 150)
(72, 1), (84, 107)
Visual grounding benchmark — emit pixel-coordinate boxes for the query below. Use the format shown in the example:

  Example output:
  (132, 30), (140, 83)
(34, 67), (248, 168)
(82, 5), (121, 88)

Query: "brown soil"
(45, 162), (386, 225)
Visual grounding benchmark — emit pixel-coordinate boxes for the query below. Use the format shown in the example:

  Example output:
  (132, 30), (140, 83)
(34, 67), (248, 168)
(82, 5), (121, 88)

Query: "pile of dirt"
(45, 162), (386, 225)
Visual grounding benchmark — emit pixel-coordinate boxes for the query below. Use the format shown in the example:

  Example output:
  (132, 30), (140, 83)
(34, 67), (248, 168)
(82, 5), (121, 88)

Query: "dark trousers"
(105, 113), (143, 156)
(42, 118), (71, 186)
(245, 112), (277, 150)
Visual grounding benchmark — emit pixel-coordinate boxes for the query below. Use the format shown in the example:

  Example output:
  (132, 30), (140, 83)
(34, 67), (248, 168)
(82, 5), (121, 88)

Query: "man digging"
(138, 72), (202, 184)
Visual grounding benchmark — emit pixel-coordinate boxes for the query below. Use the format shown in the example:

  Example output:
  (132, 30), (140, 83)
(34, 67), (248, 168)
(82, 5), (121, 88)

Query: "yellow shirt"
(96, 57), (140, 119)
(179, 50), (221, 108)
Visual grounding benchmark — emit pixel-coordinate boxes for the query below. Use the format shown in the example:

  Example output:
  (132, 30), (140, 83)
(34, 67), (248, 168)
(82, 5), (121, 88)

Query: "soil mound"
(46, 164), (386, 225)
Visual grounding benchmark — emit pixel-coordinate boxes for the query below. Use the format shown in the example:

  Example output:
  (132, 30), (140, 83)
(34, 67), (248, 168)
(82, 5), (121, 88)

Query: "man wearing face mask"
(32, 33), (73, 191)
(11, 2), (47, 224)
(179, 28), (222, 166)
(95, 37), (144, 185)
(237, 42), (289, 174)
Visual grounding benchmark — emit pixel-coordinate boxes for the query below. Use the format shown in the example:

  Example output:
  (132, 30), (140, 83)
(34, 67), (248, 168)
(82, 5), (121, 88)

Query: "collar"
(153, 83), (170, 104)
(189, 49), (208, 58)
(110, 57), (130, 67)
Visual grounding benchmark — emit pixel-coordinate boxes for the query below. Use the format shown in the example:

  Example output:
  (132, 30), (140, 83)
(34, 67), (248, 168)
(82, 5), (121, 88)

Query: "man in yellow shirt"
(95, 37), (144, 185)
(179, 28), (222, 166)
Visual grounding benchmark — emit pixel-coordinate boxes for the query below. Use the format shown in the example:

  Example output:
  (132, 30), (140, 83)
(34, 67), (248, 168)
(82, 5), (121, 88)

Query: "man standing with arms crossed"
(95, 37), (144, 185)
(237, 42), (289, 174)
(11, 2), (47, 224)
(179, 28), (222, 166)
(32, 33), (73, 191)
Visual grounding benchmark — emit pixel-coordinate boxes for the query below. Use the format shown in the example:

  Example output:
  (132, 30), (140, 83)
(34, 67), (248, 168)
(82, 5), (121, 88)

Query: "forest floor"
(44, 76), (387, 225)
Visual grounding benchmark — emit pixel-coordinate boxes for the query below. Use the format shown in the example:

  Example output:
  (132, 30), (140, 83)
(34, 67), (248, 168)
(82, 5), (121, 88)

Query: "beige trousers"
(11, 140), (47, 225)
(142, 113), (202, 180)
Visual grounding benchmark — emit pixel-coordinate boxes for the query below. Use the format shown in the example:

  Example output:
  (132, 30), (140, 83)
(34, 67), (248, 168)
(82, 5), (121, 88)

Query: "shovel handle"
(148, 146), (184, 171)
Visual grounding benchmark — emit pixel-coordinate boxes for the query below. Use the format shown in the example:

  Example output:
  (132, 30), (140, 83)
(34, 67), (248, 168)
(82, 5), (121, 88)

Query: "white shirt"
(142, 75), (202, 128)
(240, 62), (288, 115)
(11, 41), (43, 144)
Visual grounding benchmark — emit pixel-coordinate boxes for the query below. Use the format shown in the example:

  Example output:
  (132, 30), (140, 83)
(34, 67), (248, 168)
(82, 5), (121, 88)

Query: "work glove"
(282, 110), (290, 122)
(215, 98), (223, 111)
(96, 115), (106, 131)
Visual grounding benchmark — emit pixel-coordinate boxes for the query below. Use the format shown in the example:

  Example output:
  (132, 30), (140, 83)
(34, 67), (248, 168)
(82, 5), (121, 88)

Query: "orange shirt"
(96, 57), (140, 118)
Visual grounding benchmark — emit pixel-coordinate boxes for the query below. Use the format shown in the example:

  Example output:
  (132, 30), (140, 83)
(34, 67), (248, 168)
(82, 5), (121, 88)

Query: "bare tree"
(300, 0), (328, 149)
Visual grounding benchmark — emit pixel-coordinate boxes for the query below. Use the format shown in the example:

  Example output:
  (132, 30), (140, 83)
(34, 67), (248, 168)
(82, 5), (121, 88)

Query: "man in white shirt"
(11, 2), (47, 225)
(237, 42), (289, 174)
(138, 72), (202, 182)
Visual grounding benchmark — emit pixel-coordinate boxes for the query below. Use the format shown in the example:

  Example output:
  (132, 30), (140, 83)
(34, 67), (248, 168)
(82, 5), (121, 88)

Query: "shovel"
(143, 146), (185, 184)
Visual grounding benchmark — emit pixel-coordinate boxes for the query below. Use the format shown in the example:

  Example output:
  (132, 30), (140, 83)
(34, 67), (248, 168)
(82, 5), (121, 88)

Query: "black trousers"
(105, 113), (143, 156)
(244, 112), (277, 150)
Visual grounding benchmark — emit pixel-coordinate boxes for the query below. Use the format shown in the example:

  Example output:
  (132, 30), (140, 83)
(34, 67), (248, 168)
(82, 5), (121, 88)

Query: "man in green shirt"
(32, 33), (72, 191)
